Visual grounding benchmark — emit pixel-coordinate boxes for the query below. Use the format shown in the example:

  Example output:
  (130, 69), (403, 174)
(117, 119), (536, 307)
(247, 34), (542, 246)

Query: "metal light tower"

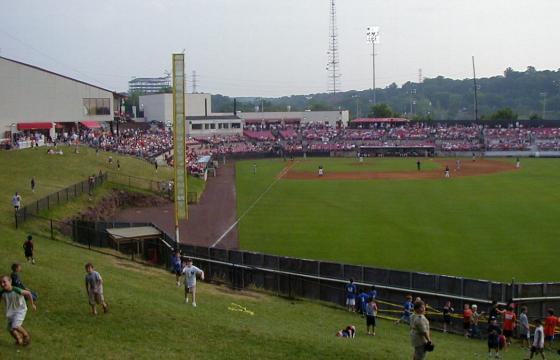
(366, 26), (380, 105)
(327, 0), (341, 94)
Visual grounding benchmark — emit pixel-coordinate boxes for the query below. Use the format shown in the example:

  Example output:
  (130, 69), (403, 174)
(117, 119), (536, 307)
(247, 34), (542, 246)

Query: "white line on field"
(210, 162), (295, 248)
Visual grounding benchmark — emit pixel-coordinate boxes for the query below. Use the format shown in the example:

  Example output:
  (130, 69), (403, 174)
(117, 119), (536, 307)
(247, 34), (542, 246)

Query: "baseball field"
(236, 157), (559, 282)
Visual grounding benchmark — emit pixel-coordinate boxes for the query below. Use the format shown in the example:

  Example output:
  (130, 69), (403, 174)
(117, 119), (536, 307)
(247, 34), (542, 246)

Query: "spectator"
(442, 300), (454, 333)
(395, 294), (414, 325)
(12, 192), (21, 212)
(182, 258), (204, 307)
(365, 297), (378, 336)
(470, 304), (484, 339)
(410, 300), (433, 360)
(30, 177), (36, 194)
(171, 251), (183, 287)
(0, 275), (36, 346)
(368, 285), (377, 300)
(518, 306), (530, 348)
(463, 304), (473, 338)
(10, 264), (37, 301)
(544, 308), (559, 350)
(23, 235), (35, 264)
(357, 288), (369, 316)
(84, 262), (108, 315)
(528, 319), (545, 359)
(344, 279), (357, 312)
(502, 305), (517, 347)
(487, 317), (503, 358)
(336, 325), (356, 338)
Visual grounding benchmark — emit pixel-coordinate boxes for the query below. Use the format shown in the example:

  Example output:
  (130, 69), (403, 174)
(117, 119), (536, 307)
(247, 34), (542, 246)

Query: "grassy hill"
(0, 149), (529, 358)
(237, 157), (560, 282)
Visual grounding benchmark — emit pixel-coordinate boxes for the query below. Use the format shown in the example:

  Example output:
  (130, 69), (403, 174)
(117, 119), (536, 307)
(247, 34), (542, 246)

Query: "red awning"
(351, 118), (409, 124)
(80, 121), (102, 129)
(17, 122), (58, 130)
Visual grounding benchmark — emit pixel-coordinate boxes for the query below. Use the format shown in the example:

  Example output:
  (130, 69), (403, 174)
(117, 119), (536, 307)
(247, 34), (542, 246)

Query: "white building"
(238, 110), (349, 127)
(187, 115), (243, 137)
(0, 56), (120, 142)
(140, 93), (212, 124)
(128, 76), (171, 94)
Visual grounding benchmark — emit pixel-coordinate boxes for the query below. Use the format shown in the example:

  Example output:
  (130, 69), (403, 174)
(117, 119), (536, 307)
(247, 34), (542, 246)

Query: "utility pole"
(327, 0), (341, 94)
(191, 70), (197, 93)
(366, 26), (380, 105)
(472, 56), (479, 121)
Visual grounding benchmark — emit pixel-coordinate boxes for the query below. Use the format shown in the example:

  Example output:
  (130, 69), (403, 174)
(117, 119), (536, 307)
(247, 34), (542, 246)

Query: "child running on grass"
(182, 258), (204, 307)
(395, 294), (413, 325)
(0, 275), (36, 346)
(85, 263), (108, 315)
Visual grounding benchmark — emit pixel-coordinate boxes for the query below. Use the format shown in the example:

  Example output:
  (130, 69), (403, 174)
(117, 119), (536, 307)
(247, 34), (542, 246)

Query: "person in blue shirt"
(357, 289), (369, 316)
(171, 251), (183, 287)
(345, 279), (357, 312)
(394, 294), (414, 325)
(368, 285), (377, 300)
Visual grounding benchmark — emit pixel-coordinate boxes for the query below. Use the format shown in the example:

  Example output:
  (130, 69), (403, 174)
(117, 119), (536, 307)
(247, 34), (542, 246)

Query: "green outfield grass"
(291, 157), (441, 172)
(237, 157), (559, 282)
(0, 150), (516, 359)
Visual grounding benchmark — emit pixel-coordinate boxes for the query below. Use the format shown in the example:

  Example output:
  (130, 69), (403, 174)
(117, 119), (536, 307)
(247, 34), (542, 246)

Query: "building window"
(83, 98), (111, 115)
(192, 124), (202, 130)
(218, 123), (223, 129)
(210, 123), (215, 129)
(223, 123), (229, 129)
(204, 124), (209, 129)
(232, 123), (241, 129)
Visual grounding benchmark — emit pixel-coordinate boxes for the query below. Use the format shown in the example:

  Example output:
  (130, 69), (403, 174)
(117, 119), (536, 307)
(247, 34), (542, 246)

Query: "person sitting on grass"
(0, 275), (36, 346)
(85, 263), (108, 315)
(10, 263), (37, 301)
(336, 325), (356, 338)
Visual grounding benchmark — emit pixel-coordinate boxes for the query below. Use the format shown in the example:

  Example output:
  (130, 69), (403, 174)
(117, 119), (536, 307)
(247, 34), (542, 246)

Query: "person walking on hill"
(84, 263), (108, 315)
(23, 235), (35, 264)
(182, 258), (204, 307)
(172, 251), (183, 287)
(30, 177), (36, 194)
(410, 300), (433, 360)
(417, 160), (421, 171)
(12, 192), (22, 212)
(0, 275), (36, 346)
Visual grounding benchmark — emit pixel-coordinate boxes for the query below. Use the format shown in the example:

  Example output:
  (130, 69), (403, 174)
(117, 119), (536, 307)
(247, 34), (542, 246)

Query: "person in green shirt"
(0, 275), (36, 346)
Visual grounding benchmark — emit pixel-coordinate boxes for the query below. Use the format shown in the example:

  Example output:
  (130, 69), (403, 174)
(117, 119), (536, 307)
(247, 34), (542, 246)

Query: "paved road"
(115, 162), (238, 249)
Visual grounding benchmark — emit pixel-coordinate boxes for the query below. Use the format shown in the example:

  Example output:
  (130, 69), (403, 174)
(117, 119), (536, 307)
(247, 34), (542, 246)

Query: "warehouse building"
(0, 56), (122, 146)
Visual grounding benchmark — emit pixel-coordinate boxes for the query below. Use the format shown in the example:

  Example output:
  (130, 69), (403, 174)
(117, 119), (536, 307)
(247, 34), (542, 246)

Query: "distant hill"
(212, 66), (560, 121)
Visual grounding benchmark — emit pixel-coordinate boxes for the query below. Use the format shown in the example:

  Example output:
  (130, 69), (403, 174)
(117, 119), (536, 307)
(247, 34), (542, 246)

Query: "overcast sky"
(1, 0), (558, 97)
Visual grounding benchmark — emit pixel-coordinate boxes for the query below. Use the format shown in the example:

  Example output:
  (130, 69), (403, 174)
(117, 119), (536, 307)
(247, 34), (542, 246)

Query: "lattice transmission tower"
(326, 0), (341, 94)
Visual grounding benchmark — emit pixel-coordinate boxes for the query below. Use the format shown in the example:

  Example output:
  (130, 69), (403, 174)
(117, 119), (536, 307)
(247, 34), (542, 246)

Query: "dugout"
(106, 226), (162, 262)
(360, 144), (435, 157)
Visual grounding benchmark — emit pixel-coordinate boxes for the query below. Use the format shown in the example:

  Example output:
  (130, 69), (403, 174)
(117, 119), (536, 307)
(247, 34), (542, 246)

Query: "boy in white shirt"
(528, 319), (545, 359)
(182, 258), (204, 307)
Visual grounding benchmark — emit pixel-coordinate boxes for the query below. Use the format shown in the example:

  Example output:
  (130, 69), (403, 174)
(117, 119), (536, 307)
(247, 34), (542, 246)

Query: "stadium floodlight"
(366, 26), (380, 106)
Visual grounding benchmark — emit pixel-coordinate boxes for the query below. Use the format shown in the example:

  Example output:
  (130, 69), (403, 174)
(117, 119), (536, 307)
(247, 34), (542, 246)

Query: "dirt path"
(281, 159), (515, 180)
(115, 162), (238, 249)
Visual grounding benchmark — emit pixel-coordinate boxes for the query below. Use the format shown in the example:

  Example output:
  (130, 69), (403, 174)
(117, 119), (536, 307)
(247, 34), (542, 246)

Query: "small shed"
(106, 226), (162, 257)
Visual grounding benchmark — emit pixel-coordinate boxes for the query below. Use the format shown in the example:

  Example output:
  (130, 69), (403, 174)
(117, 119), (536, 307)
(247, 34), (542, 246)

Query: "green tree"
(369, 103), (395, 118)
(529, 113), (542, 120)
(489, 107), (518, 120)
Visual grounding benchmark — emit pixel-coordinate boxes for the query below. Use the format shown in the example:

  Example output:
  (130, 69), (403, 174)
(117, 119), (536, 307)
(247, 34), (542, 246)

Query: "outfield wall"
(71, 220), (560, 332)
